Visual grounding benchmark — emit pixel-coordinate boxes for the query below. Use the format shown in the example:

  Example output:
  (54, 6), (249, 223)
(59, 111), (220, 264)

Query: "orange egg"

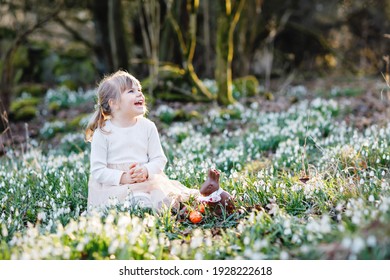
(189, 211), (202, 223)
(198, 204), (205, 214)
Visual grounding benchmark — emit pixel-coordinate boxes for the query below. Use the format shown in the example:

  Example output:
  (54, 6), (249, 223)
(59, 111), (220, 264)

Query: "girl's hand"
(119, 171), (139, 184)
(129, 164), (148, 183)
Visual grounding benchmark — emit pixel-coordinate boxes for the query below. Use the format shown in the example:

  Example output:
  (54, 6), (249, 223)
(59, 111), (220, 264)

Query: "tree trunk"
(90, 0), (113, 74)
(186, 0), (213, 100)
(236, 0), (264, 77)
(108, 0), (128, 71)
(202, 0), (212, 77)
(216, 14), (231, 105)
(90, 0), (128, 74)
(166, 0), (213, 100)
(0, 85), (11, 118)
(216, 0), (246, 105)
(0, 47), (13, 115)
(139, 0), (160, 97)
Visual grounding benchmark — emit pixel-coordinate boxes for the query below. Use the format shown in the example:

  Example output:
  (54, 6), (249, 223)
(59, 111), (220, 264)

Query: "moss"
(220, 108), (242, 120)
(10, 97), (40, 112)
(9, 97), (40, 121)
(14, 84), (47, 97)
(175, 109), (201, 121)
(263, 91), (275, 101)
(48, 101), (61, 113)
(60, 80), (78, 91)
(12, 106), (37, 121)
(233, 75), (260, 97)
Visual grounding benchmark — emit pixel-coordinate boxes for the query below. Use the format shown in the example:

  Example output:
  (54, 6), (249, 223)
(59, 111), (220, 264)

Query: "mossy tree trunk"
(215, 0), (246, 105)
(216, 14), (231, 105)
(166, 0), (213, 100)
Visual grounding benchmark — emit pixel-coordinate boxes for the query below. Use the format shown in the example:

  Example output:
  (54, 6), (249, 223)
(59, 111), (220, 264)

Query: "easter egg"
(189, 211), (202, 223)
(198, 204), (205, 214)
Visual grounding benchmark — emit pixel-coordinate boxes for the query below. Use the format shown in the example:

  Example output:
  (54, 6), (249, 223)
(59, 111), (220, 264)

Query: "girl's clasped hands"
(120, 163), (148, 184)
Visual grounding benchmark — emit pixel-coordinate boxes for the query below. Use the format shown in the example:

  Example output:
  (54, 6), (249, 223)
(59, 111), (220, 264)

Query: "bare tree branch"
(54, 16), (95, 50)
(0, 2), (63, 112)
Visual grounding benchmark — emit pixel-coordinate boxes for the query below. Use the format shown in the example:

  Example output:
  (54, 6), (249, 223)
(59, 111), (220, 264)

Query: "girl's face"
(115, 83), (145, 118)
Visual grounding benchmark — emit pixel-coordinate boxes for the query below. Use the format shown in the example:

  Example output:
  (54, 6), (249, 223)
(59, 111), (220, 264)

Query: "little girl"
(85, 70), (198, 210)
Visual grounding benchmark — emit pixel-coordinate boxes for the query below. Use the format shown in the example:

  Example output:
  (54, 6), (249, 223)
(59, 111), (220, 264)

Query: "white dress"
(87, 117), (198, 210)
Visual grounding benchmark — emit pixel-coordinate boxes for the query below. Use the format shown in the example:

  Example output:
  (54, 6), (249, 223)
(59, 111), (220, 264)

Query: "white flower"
(341, 237), (352, 248)
(280, 251), (289, 260)
(366, 235), (377, 247)
(37, 212), (46, 221)
(351, 237), (365, 254)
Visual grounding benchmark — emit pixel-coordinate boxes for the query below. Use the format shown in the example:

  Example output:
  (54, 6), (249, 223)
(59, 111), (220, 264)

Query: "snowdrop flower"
(366, 235), (377, 247)
(280, 251), (289, 260)
(351, 237), (365, 254)
(190, 229), (203, 249)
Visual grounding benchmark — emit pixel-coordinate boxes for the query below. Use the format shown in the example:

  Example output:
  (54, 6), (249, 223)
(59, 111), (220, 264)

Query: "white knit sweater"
(90, 117), (167, 186)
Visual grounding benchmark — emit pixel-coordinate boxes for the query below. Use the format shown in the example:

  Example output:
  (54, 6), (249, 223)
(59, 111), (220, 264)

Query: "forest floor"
(1, 74), (389, 155)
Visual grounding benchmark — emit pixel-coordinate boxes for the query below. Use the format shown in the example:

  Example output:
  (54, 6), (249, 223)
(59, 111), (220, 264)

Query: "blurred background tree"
(1, 0), (389, 115)
(215, 0), (246, 105)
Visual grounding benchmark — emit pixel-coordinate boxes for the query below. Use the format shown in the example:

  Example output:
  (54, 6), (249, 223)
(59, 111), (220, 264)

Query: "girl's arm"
(144, 123), (167, 175)
(90, 129), (124, 185)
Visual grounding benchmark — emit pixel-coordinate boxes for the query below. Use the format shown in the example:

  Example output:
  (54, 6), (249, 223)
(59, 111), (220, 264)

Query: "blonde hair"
(85, 70), (143, 142)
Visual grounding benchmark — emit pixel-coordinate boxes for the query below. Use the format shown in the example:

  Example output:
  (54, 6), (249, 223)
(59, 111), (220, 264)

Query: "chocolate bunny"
(198, 169), (235, 215)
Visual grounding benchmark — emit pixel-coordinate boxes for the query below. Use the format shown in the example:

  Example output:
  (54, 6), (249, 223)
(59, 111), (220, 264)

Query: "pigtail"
(85, 80), (114, 142)
(85, 105), (105, 142)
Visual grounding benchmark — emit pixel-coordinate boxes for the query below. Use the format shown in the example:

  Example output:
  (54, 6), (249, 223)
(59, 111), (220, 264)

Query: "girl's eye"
(127, 89), (142, 94)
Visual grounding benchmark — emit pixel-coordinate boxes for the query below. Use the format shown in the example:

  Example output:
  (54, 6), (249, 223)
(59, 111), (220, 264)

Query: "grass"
(0, 84), (389, 260)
